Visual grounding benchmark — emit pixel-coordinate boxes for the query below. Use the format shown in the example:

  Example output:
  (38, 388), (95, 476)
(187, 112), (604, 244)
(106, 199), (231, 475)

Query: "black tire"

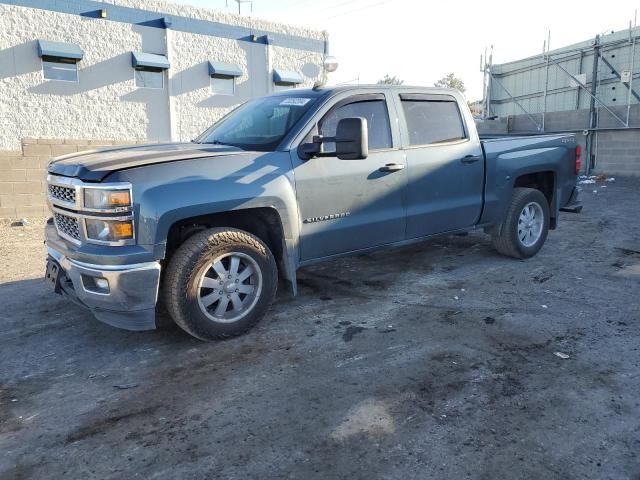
(491, 187), (550, 259)
(162, 227), (277, 341)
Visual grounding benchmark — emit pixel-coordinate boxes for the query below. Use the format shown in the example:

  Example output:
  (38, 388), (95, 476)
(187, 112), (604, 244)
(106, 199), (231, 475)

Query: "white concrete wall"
(0, 0), (326, 150)
(0, 3), (156, 150)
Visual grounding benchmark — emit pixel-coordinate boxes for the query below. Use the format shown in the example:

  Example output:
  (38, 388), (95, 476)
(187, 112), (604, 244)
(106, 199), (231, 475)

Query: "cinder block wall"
(594, 130), (640, 175)
(0, 138), (137, 219)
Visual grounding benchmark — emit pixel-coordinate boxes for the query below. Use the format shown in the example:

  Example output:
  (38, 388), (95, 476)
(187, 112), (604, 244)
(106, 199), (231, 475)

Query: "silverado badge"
(304, 212), (351, 223)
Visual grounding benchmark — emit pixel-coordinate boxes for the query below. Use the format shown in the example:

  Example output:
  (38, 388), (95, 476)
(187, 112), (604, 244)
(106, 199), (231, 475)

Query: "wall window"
(273, 84), (297, 92)
(401, 98), (466, 146)
(134, 67), (164, 89)
(42, 56), (78, 82)
(211, 75), (235, 95)
(319, 99), (393, 151)
(273, 69), (303, 92)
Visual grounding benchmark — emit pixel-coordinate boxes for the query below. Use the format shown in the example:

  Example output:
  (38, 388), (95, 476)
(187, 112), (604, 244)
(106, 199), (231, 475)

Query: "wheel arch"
(162, 207), (297, 293)
(513, 170), (557, 228)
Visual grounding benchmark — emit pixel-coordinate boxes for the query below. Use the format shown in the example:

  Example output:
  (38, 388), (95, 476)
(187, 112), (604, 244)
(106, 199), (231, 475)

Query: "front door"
(398, 93), (484, 238)
(293, 94), (407, 261)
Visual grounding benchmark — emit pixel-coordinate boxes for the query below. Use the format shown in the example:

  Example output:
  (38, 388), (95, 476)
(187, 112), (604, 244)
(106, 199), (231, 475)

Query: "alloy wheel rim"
(197, 252), (262, 323)
(517, 201), (544, 247)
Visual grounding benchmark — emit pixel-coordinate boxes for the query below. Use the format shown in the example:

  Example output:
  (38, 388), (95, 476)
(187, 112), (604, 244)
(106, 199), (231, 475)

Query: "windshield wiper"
(203, 139), (235, 146)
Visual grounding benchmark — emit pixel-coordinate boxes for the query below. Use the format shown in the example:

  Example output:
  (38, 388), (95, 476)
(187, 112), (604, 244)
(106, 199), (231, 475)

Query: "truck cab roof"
(271, 84), (463, 99)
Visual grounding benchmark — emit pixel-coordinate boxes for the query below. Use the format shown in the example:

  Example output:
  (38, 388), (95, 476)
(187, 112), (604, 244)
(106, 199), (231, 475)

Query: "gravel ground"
(1, 178), (639, 480)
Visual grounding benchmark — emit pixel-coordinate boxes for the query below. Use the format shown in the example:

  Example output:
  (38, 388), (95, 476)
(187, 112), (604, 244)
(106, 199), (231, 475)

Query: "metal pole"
(627, 13), (637, 126)
(480, 48), (487, 118)
(542, 31), (551, 132)
(576, 51), (583, 110)
(487, 46), (493, 117)
(586, 35), (600, 174)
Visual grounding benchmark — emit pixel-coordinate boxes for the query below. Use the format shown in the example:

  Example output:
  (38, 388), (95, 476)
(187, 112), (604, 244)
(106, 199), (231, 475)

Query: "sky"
(171, 0), (639, 101)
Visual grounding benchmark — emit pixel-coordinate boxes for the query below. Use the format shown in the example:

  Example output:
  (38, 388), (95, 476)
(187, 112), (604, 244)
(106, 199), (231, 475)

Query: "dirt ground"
(1, 178), (639, 480)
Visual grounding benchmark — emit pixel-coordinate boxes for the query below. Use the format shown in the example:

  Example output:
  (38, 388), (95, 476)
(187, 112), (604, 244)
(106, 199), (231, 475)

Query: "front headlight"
(85, 218), (134, 243)
(84, 188), (131, 211)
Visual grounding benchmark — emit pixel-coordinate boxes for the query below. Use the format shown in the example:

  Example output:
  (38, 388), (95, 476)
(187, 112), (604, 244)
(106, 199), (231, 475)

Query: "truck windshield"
(195, 95), (317, 151)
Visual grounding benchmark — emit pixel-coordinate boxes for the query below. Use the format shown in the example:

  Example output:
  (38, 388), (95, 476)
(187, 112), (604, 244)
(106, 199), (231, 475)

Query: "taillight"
(575, 145), (582, 174)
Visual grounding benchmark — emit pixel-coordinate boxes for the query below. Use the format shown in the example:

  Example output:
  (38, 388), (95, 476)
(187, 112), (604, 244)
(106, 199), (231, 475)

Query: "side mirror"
(298, 117), (369, 160)
(335, 117), (368, 160)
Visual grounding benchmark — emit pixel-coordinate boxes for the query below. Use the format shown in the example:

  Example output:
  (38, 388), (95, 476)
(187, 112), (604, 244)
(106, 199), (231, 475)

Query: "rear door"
(292, 93), (407, 261)
(398, 93), (484, 238)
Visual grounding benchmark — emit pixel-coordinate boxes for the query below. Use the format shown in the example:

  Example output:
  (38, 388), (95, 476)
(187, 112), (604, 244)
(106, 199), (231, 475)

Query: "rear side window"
(320, 99), (392, 151)
(401, 98), (466, 146)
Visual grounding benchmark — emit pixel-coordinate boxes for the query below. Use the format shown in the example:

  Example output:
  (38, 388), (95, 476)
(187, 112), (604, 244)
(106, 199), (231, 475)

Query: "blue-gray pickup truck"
(44, 85), (582, 340)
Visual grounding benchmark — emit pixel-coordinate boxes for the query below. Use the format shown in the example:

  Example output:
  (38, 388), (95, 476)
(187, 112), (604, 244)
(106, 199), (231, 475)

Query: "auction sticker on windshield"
(279, 98), (311, 106)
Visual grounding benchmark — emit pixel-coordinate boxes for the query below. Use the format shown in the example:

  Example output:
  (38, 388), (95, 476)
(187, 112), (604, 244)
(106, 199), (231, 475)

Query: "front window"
(196, 94), (317, 151)
(319, 98), (393, 152)
(42, 56), (78, 82)
(135, 67), (164, 89)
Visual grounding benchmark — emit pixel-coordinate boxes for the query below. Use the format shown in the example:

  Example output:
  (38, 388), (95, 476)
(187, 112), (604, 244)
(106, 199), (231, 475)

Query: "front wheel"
(162, 227), (278, 341)
(491, 187), (550, 259)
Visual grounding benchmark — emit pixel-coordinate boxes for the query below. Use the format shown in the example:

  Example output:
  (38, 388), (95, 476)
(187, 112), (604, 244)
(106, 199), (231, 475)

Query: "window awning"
(37, 40), (84, 60)
(273, 69), (303, 85)
(208, 61), (242, 77)
(131, 52), (170, 70)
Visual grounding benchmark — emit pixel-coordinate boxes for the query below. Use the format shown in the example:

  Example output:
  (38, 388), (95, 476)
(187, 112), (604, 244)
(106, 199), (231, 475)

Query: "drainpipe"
(265, 34), (273, 94)
(323, 34), (329, 85)
(164, 17), (179, 142)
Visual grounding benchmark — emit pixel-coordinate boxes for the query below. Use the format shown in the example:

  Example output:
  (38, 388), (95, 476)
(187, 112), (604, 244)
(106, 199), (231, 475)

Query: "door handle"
(461, 155), (482, 164)
(379, 163), (405, 172)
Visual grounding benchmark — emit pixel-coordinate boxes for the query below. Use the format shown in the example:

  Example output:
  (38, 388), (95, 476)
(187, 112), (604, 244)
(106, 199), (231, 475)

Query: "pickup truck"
(44, 85), (582, 340)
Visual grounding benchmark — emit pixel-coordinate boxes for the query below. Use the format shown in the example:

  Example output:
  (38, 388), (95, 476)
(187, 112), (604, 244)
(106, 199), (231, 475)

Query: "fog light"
(82, 275), (110, 293)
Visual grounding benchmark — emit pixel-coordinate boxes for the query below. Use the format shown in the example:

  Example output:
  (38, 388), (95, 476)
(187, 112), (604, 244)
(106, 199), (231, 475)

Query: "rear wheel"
(492, 187), (550, 259)
(163, 227), (277, 341)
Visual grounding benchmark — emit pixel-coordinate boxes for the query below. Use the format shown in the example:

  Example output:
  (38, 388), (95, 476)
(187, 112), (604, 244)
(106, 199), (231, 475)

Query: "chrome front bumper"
(47, 246), (161, 331)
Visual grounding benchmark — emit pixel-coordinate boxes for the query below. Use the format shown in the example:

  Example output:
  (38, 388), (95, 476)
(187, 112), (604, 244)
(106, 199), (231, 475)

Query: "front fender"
(109, 152), (300, 251)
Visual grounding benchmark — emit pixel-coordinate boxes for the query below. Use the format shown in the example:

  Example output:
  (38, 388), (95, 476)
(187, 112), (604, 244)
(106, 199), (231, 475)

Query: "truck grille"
(54, 212), (81, 241)
(49, 184), (76, 204)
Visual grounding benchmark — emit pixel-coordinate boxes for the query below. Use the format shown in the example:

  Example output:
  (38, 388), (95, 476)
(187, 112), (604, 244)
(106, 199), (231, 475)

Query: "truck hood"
(48, 143), (251, 182)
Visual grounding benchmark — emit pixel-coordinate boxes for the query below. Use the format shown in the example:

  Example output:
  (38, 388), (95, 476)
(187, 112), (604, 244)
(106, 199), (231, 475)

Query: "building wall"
(0, 0), (327, 219)
(0, 0), (327, 151)
(591, 129), (640, 175)
(0, 3), (157, 150)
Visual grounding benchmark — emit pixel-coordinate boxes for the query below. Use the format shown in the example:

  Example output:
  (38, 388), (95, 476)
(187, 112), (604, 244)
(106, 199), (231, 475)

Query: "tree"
(377, 74), (404, 85)
(434, 73), (466, 93)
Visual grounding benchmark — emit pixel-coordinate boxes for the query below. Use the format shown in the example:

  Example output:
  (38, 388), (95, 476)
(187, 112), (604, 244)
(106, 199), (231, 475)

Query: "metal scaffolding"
(480, 13), (639, 174)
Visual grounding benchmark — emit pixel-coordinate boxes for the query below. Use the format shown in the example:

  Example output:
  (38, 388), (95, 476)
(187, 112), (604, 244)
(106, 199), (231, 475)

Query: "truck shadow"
(0, 229), (493, 346)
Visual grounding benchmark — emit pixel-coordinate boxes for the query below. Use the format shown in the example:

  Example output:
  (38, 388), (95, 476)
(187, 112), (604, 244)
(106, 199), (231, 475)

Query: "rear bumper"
(47, 246), (161, 331)
(560, 186), (583, 213)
